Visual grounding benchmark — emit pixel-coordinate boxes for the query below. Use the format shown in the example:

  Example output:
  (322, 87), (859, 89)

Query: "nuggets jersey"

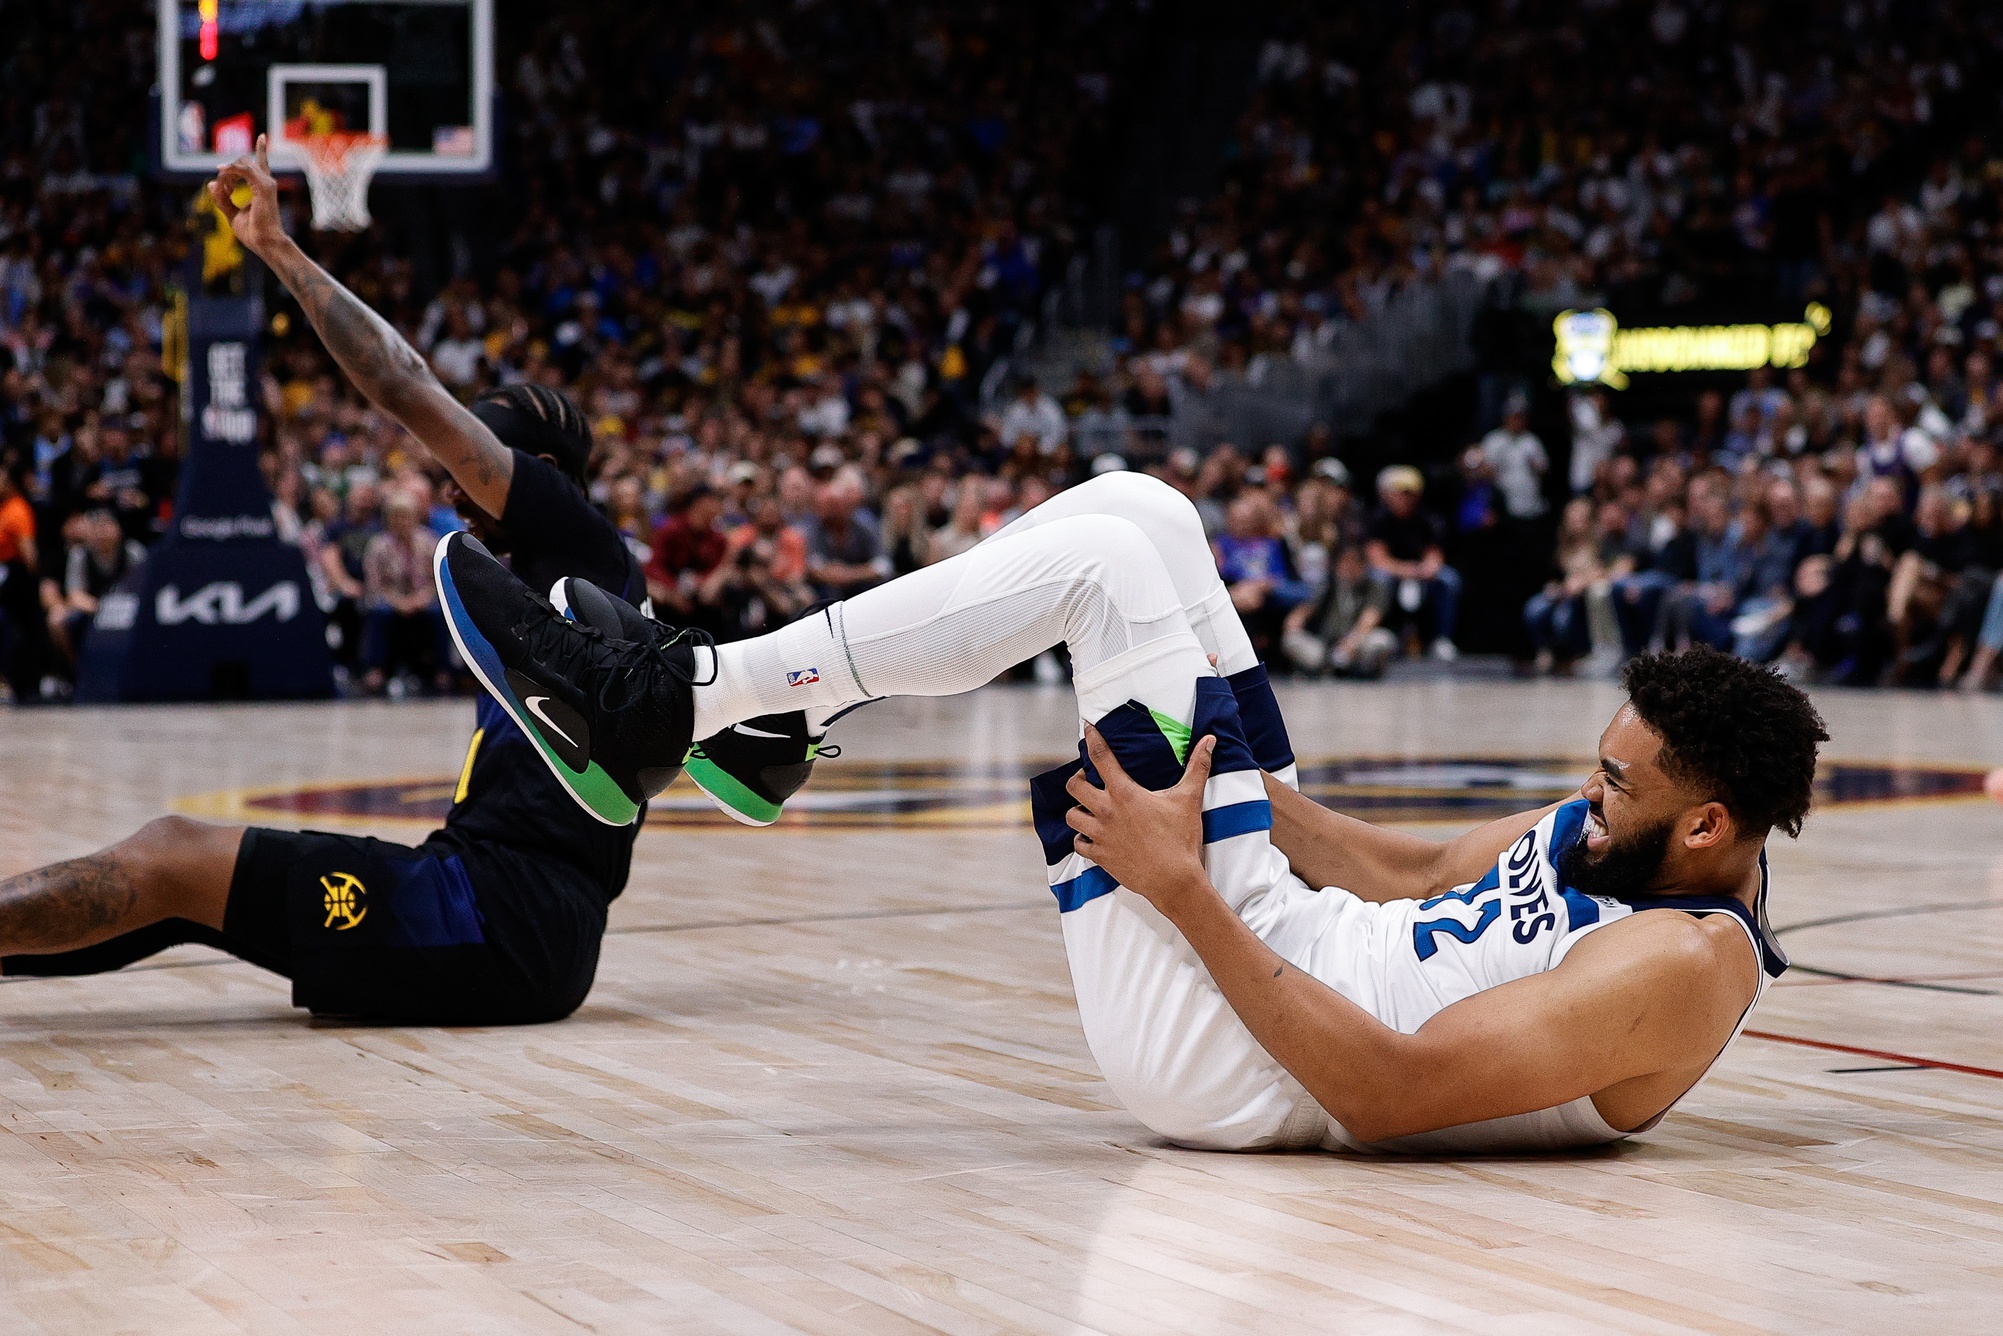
(1305, 799), (1788, 1153)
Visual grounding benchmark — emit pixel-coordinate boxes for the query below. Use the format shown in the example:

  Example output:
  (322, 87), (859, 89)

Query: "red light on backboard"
(198, 0), (219, 61)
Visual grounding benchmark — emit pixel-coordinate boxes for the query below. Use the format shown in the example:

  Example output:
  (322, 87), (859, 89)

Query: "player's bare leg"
(0, 818), (244, 956)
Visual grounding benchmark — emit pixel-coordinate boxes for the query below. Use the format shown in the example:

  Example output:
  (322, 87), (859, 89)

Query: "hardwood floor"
(0, 679), (1999, 1334)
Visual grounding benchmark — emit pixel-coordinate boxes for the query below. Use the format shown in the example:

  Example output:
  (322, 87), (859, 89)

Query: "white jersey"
(1302, 799), (1786, 1154)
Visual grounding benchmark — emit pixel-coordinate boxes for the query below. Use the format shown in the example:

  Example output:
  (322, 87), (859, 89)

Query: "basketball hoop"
(292, 131), (388, 232)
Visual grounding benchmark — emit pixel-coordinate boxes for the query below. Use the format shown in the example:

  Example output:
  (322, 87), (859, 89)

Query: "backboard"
(157, 0), (494, 178)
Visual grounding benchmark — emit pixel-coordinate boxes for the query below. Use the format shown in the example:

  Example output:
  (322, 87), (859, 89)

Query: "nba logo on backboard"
(177, 102), (206, 154)
(787, 668), (820, 687)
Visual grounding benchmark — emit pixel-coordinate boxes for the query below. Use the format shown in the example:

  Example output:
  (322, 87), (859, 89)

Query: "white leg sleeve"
(695, 514), (1206, 735)
(992, 472), (1261, 676)
(994, 473), (1299, 787)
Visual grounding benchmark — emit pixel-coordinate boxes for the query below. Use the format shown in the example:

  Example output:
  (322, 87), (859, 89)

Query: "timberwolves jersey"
(1306, 799), (1787, 1154)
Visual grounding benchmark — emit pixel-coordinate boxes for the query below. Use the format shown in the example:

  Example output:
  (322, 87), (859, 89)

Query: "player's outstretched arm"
(1071, 734), (1754, 1143)
(1266, 775), (1572, 903)
(208, 137), (513, 518)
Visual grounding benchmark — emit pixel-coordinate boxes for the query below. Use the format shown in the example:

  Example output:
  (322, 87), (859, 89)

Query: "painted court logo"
(320, 872), (367, 930)
(787, 668), (821, 687)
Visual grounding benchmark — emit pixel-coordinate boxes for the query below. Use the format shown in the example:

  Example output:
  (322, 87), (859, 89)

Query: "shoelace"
(517, 596), (715, 712)
(684, 733), (841, 763)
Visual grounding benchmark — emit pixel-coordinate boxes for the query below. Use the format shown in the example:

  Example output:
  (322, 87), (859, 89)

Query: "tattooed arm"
(209, 137), (515, 518)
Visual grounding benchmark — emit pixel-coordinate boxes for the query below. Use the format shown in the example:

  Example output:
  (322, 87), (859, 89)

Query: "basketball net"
(293, 131), (388, 232)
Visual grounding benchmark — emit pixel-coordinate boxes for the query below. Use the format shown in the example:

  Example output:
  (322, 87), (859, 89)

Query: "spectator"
(646, 485), (727, 627)
(1480, 397), (1552, 664)
(1365, 466), (1459, 661)
(41, 508), (142, 684)
(880, 485), (932, 576)
(1523, 499), (1604, 673)
(1792, 482), (1906, 685)
(360, 491), (450, 696)
(1963, 573), (2003, 692)
(1662, 480), (1749, 652)
(706, 495), (817, 639)
(428, 307), (485, 389)
(1611, 479), (1699, 658)
(1213, 492), (1313, 662)
(1886, 486), (1986, 681)
(86, 421), (160, 547)
(1728, 479), (1811, 664)
(1283, 544), (1395, 678)
(996, 376), (1067, 457)
(1727, 495), (1802, 663)
(1857, 395), (1937, 510)
(297, 485), (345, 626)
(929, 479), (989, 564)
(1568, 390), (1622, 496)
(802, 476), (890, 601)
(0, 465), (41, 699)
(1936, 483), (2003, 686)
(1286, 471), (1343, 592)
(1480, 398), (1549, 524)
(317, 482), (381, 680)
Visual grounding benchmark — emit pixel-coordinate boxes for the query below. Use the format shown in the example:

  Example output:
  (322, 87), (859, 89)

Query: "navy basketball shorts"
(223, 828), (607, 1024)
(5, 830), (606, 1025)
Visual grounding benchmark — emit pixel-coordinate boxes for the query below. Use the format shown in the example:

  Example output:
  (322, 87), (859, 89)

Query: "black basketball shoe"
(549, 575), (832, 826)
(434, 532), (701, 826)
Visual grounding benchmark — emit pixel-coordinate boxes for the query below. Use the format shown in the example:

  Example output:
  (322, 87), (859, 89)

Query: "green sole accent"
(524, 727), (638, 824)
(1147, 707), (1193, 765)
(685, 754), (783, 825)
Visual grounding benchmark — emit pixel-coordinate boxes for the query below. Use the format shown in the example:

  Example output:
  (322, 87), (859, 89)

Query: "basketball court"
(0, 5), (1987, 1332)
(2, 679), (1998, 1333)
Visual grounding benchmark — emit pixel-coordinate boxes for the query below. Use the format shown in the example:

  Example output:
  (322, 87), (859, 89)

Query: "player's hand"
(1064, 725), (1216, 917)
(208, 135), (288, 258)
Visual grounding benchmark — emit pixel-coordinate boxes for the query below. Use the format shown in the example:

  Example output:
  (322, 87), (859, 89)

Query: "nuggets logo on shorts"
(320, 872), (367, 930)
(787, 668), (820, 687)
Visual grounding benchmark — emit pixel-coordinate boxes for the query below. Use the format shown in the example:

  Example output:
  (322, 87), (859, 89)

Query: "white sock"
(691, 608), (856, 739)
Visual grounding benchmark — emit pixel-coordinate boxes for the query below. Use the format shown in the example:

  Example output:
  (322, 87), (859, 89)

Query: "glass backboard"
(157, 0), (493, 177)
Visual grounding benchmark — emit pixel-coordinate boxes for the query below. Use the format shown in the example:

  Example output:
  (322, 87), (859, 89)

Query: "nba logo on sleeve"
(787, 668), (821, 687)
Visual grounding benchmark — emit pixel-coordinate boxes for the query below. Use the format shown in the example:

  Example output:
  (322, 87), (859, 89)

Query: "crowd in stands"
(0, 0), (1146, 698)
(5, 1), (2003, 701)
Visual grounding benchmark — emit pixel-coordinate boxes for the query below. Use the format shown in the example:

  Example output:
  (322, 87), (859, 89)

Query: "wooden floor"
(2, 680), (2002, 1334)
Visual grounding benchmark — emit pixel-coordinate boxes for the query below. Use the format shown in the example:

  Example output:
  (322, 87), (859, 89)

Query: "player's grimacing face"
(1576, 705), (1683, 866)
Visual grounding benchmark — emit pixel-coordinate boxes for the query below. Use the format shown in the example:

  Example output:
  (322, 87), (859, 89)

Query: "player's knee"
(1080, 472), (1204, 546)
(119, 816), (192, 870)
(118, 817), (238, 915)
(1071, 515), (1165, 593)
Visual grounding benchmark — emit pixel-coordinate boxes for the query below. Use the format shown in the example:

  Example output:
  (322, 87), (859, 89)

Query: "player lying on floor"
(436, 472), (1826, 1152)
(0, 141), (827, 1023)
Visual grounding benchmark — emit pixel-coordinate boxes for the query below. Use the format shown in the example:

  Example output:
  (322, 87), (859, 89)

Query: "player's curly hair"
(1621, 646), (1829, 838)
(471, 383), (593, 486)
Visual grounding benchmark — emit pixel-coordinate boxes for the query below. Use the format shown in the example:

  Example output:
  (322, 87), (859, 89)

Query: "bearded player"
(436, 452), (1823, 1150)
(0, 140), (814, 1022)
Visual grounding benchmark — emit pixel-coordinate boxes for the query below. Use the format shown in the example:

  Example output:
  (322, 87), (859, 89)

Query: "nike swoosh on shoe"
(525, 695), (580, 748)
